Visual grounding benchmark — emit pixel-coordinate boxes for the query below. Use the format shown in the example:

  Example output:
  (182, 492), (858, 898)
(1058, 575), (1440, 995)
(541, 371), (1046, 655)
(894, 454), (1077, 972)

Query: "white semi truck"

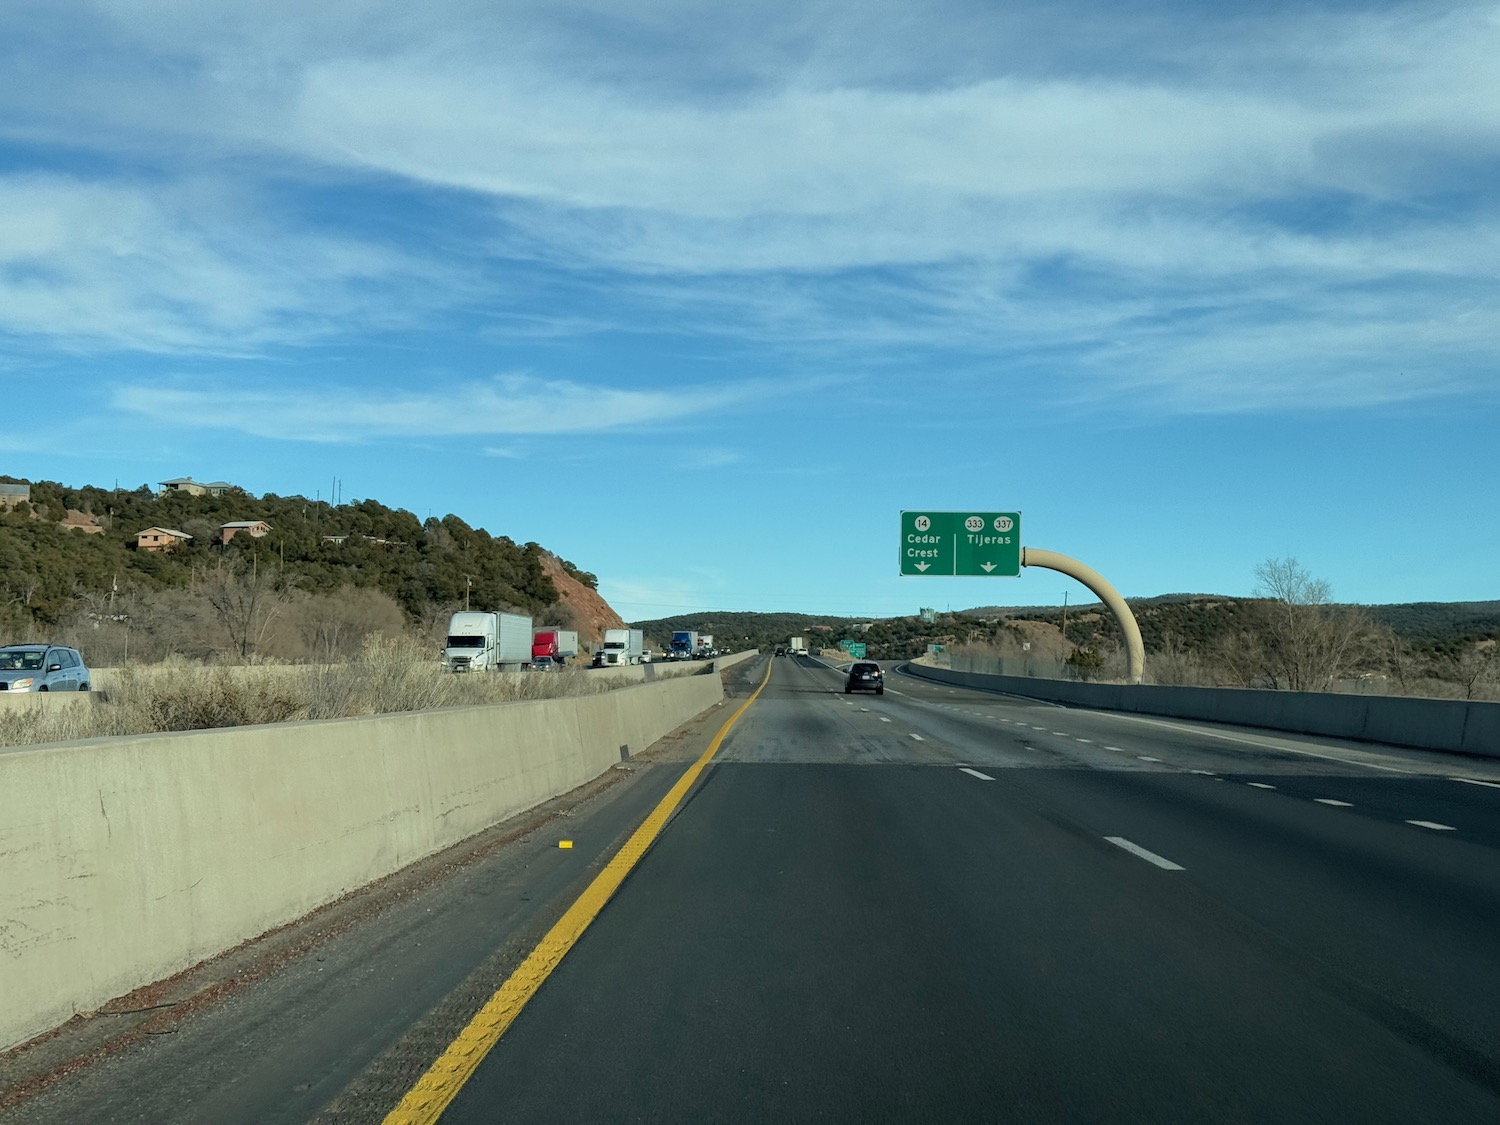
(597, 628), (646, 666)
(696, 634), (715, 658)
(789, 636), (807, 656)
(444, 611), (534, 672)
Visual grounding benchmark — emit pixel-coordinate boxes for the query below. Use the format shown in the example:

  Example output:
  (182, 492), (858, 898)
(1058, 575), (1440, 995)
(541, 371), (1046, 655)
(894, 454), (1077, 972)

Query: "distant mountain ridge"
(636, 593), (1500, 663)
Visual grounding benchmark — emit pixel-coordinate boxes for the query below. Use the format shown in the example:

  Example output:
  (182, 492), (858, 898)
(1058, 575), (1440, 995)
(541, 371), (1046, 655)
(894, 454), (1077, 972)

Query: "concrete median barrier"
(903, 663), (1499, 759)
(710, 650), (759, 671)
(0, 671), (725, 1051)
(0, 691), (98, 711)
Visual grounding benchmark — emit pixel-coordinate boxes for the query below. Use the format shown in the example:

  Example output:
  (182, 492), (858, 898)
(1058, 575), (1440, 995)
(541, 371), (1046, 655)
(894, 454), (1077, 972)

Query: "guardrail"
(0, 671), (727, 1051)
(901, 664), (1500, 759)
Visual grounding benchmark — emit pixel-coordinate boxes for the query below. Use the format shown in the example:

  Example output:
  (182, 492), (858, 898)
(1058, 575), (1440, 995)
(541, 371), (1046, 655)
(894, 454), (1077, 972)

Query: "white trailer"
(789, 636), (807, 656)
(445, 611), (534, 672)
(599, 628), (646, 666)
(494, 613), (534, 669)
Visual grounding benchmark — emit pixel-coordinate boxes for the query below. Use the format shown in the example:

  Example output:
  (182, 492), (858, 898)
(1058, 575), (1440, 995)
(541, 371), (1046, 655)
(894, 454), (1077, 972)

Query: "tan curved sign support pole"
(1022, 547), (1145, 684)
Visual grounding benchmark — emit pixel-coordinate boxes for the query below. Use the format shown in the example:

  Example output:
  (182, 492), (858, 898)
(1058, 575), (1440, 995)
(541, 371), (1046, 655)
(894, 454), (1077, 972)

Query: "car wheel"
(877, 688), (884, 695)
(844, 687), (851, 694)
(79, 683), (90, 692)
(38, 685), (48, 692)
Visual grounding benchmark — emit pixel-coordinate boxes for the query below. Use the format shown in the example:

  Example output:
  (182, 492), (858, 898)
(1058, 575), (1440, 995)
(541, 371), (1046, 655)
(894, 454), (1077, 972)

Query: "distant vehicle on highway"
(844, 661), (883, 695)
(0, 644), (91, 692)
(530, 628), (579, 668)
(774, 646), (786, 657)
(599, 628), (646, 666)
(444, 611), (532, 672)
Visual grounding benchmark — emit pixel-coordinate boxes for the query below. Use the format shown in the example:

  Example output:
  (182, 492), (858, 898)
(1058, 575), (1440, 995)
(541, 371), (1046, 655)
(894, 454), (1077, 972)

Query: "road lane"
(428, 655), (1499, 1123)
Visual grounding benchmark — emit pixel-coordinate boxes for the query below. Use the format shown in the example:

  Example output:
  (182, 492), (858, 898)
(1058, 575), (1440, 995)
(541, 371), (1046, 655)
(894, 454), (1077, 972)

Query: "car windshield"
(446, 635), (485, 648)
(0, 651), (45, 671)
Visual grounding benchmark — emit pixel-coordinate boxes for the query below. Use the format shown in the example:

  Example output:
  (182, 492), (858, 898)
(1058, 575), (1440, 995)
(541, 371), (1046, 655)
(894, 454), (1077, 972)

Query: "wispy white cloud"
(0, 174), (454, 353)
(113, 372), (760, 441)
(2, 0), (1498, 416)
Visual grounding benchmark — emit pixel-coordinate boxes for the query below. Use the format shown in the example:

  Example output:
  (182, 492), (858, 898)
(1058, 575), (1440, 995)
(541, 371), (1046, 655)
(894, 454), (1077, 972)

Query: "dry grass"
(0, 636), (703, 749)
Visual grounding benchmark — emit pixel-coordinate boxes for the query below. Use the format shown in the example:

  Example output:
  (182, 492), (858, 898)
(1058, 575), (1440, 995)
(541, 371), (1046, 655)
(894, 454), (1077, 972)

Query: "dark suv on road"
(845, 661), (883, 695)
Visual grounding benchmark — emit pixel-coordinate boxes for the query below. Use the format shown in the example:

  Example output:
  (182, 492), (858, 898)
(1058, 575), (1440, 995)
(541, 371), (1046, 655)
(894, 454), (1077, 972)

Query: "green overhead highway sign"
(900, 511), (1021, 577)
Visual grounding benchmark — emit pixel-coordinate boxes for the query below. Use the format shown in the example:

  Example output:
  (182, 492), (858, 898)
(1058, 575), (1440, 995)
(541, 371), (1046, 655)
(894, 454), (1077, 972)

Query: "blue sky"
(2, 0), (1497, 620)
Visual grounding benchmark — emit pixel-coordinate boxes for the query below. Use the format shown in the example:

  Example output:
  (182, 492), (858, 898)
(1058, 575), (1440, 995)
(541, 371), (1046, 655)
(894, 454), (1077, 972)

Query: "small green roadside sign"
(848, 642), (867, 659)
(900, 511), (1021, 577)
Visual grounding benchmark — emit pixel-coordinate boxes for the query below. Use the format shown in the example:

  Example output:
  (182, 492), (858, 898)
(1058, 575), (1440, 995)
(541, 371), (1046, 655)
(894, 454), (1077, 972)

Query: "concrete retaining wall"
(0, 672), (725, 1051)
(0, 691), (97, 711)
(904, 663), (1499, 759)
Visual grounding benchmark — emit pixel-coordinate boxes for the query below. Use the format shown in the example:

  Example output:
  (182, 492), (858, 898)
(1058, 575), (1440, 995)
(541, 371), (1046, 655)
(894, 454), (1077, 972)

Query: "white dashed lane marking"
(1105, 746), (1127, 753)
(909, 734), (925, 742)
(1247, 782), (1277, 790)
(879, 717), (892, 723)
(1315, 799), (1354, 807)
(1074, 738), (1093, 744)
(1407, 820), (1456, 831)
(959, 767), (996, 781)
(1105, 837), (1185, 871)
(1137, 756), (1162, 763)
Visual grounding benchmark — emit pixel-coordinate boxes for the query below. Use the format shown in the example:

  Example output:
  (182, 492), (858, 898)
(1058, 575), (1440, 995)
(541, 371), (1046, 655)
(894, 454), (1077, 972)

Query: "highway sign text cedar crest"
(900, 511), (1021, 577)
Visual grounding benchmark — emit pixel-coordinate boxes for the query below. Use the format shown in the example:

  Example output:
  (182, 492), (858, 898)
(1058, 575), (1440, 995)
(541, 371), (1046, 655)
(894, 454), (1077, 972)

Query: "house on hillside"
(219, 520), (272, 544)
(321, 533), (389, 547)
(0, 483), (29, 511)
(136, 527), (193, 552)
(158, 477), (238, 498)
(60, 509), (105, 535)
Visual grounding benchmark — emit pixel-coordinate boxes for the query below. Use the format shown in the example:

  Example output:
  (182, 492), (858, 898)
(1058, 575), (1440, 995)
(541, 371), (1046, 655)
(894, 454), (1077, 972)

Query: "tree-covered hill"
(639, 590), (1500, 690)
(0, 476), (596, 640)
(962, 595), (1500, 656)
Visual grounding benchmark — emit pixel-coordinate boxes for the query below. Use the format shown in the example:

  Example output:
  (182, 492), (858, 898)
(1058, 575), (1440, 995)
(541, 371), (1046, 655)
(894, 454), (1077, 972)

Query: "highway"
(4, 653), (1498, 1123)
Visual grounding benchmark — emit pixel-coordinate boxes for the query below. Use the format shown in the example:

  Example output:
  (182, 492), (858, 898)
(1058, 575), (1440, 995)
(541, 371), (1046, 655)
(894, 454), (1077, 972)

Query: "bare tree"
(129, 586), (222, 661)
(294, 587), (408, 662)
(200, 560), (297, 660)
(1150, 630), (1211, 686)
(1251, 557), (1373, 692)
(1449, 642), (1499, 701)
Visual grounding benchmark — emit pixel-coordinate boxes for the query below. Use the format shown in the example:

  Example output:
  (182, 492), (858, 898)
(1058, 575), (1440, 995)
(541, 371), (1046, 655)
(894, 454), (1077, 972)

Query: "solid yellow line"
(382, 657), (774, 1125)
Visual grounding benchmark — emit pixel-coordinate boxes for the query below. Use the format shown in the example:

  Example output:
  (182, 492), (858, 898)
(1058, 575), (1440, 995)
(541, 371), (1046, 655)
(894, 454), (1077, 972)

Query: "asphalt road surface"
(6, 653), (1498, 1124)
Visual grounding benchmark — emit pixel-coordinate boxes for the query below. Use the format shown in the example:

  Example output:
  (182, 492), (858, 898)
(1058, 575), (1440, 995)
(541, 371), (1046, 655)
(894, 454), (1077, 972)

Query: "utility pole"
(464, 575), (473, 611)
(1060, 590), (1069, 652)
